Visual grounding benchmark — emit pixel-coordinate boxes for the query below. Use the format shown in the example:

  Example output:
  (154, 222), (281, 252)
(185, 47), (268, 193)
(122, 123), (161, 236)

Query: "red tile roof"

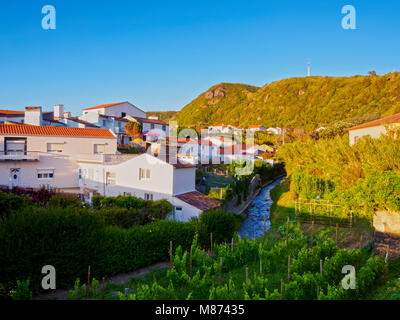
(0, 124), (116, 138)
(131, 116), (168, 125)
(248, 125), (264, 129)
(83, 101), (128, 111)
(348, 113), (400, 130)
(176, 191), (221, 211)
(0, 110), (25, 115)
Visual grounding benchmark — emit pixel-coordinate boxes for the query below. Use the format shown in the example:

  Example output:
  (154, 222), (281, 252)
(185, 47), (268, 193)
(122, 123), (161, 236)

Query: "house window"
(47, 143), (64, 153)
(162, 125), (166, 131)
(144, 193), (153, 200)
(37, 169), (55, 179)
(354, 136), (359, 144)
(123, 192), (131, 196)
(151, 123), (155, 130)
(106, 172), (116, 185)
(94, 144), (106, 154)
(102, 120), (107, 126)
(121, 112), (126, 118)
(5, 138), (26, 155)
(139, 168), (151, 180)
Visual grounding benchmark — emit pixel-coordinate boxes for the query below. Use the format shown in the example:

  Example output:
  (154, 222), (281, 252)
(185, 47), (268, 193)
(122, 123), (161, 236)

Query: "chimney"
(24, 106), (43, 126)
(54, 104), (64, 120)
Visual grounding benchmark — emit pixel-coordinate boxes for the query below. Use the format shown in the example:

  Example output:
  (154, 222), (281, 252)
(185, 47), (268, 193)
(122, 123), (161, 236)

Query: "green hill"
(176, 83), (260, 127)
(175, 73), (400, 130)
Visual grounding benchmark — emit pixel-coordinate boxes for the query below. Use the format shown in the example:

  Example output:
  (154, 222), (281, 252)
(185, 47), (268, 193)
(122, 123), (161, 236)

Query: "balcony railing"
(0, 151), (40, 162)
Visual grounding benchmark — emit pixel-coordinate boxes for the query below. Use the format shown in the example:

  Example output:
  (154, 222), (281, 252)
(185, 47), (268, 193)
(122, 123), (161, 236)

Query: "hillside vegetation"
(278, 133), (400, 219)
(175, 73), (400, 130)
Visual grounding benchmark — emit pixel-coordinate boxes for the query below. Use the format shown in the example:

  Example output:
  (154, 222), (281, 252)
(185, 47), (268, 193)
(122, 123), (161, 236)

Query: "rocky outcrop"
(205, 87), (226, 99)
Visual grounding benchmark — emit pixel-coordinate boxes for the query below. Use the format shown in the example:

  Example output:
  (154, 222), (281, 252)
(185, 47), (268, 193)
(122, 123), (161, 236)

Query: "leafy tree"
(124, 121), (142, 140)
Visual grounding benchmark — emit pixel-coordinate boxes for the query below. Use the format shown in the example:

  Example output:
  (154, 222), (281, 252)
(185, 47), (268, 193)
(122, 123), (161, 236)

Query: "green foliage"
(10, 279), (32, 300)
(280, 134), (400, 217)
(124, 121), (142, 140)
(47, 195), (83, 209)
(114, 233), (385, 300)
(91, 195), (173, 226)
(199, 208), (236, 245)
(0, 191), (30, 220)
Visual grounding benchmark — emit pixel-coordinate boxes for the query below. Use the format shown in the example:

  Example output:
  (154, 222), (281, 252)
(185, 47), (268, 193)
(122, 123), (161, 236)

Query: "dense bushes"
(279, 134), (400, 218)
(91, 195), (173, 223)
(0, 200), (237, 295)
(198, 208), (237, 245)
(47, 195), (83, 209)
(0, 191), (30, 220)
(291, 173), (334, 199)
(0, 207), (196, 294)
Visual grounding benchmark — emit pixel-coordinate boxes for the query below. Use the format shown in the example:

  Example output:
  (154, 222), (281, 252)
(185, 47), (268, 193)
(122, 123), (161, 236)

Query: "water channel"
(238, 176), (286, 240)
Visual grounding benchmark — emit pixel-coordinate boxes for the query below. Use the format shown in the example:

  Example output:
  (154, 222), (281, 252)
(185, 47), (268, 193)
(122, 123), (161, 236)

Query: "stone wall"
(374, 231), (400, 260)
(373, 210), (400, 234)
(373, 211), (400, 260)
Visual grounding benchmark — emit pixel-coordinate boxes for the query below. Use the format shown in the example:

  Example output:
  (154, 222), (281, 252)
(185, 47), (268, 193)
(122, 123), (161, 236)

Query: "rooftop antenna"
(307, 59), (311, 77)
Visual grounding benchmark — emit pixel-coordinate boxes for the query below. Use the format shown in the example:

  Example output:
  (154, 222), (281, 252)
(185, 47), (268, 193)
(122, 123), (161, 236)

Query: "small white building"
(348, 113), (400, 146)
(266, 127), (283, 135)
(0, 122), (219, 221)
(80, 102), (169, 144)
(0, 123), (117, 191)
(248, 125), (266, 133)
(77, 152), (220, 221)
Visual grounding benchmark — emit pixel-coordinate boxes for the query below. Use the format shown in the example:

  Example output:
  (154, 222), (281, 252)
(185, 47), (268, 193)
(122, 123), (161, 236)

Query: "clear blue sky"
(1, 0), (400, 115)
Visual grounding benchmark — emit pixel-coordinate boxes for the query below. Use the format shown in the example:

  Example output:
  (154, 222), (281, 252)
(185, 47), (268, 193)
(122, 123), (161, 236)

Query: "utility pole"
(307, 59), (311, 77)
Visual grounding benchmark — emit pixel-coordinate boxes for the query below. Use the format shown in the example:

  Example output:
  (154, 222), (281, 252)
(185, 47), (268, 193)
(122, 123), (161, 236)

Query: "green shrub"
(47, 195), (83, 209)
(0, 191), (30, 219)
(0, 207), (197, 293)
(199, 208), (236, 245)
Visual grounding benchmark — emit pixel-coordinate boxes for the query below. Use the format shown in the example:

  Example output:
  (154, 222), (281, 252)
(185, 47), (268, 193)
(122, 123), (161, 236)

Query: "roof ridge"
(0, 123), (115, 138)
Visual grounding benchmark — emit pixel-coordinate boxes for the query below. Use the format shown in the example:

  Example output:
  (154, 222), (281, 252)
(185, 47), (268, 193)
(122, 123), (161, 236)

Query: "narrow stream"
(238, 176), (286, 240)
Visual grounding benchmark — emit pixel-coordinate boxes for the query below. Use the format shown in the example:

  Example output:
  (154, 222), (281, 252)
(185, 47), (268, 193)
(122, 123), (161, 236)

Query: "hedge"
(0, 206), (236, 294)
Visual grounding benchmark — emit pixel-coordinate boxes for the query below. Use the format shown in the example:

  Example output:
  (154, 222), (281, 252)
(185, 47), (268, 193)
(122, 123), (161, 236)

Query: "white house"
(0, 123), (117, 191)
(266, 127), (283, 135)
(0, 122), (219, 221)
(247, 125), (266, 133)
(77, 152), (220, 221)
(207, 124), (242, 135)
(80, 101), (147, 144)
(218, 144), (265, 164)
(125, 115), (169, 142)
(80, 102), (169, 144)
(348, 113), (400, 146)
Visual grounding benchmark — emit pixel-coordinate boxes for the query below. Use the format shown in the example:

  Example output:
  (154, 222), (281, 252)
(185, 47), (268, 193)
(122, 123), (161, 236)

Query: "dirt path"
(33, 261), (169, 300)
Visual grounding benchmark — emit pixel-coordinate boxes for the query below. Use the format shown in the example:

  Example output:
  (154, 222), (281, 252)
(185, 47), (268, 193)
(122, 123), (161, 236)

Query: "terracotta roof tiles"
(176, 191), (221, 211)
(82, 101), (129, 111)
(348, 113), (400, 130)
(0, 124), (116, 138)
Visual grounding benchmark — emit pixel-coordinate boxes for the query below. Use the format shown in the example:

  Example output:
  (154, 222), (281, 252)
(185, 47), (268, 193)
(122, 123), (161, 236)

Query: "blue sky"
(1, 0), (400, 114)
